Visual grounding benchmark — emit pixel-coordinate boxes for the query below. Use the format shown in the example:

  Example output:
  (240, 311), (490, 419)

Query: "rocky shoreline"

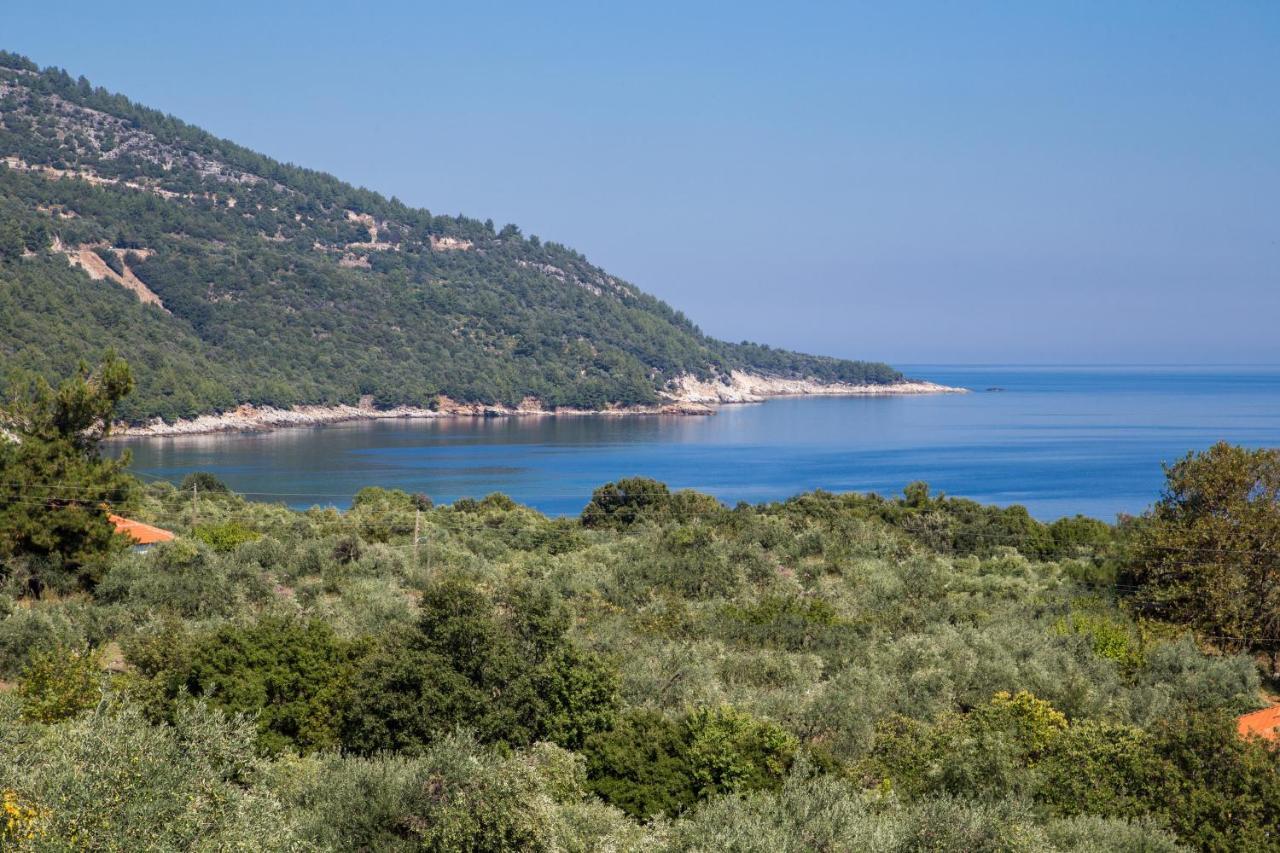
(668, 371), (964, 404)
(112, 373), (967, 438)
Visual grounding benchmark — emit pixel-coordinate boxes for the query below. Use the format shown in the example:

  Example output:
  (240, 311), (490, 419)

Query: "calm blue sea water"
(115, 366), (1280, 521)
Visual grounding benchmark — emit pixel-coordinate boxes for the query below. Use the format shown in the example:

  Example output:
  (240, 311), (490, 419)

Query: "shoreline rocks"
(668, 371), (966, 404)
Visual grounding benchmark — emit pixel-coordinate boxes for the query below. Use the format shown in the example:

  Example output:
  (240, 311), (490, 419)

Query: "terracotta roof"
(1237, 704), (1280, 741)
(109, 514), (175, 546)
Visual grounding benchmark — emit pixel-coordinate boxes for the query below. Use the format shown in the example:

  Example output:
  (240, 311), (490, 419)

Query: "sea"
(114, 365), (1280, 521)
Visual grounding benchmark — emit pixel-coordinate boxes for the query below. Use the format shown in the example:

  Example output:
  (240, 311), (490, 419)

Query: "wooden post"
(192, 482), (198, 528)
(414, 509), (421, 560)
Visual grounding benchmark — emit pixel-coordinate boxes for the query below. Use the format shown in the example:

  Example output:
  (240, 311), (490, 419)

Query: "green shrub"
(273, 734), (644, 852)
(0, 603), (100, 678)
(136, 617), (359, 755)
(1047, 515), (1114, 557)
(192, 520), (261, 552)
(583, 705), (796, 819)
(96, 539), (270, 618)
(864, 691), (1069, 801)
(0, 699), (300, 850)
(17, 645), (102, 722)
(178, 471), (230, 494)
(684, 705), (797, 799)
(343, 578), (618, 754)
(583, 709), (698, 818)
(1037, 720), (1168, 820)
(1053, 609), (1145, 670)
(1148, 711), (1280, 851)
(581, 478), (671, 529)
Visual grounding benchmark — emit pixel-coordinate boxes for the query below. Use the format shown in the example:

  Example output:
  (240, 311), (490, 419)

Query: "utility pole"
(414, 509), (421, 561)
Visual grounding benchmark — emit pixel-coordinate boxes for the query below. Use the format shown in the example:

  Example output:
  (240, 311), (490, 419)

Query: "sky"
(6, 2), (1279, 364)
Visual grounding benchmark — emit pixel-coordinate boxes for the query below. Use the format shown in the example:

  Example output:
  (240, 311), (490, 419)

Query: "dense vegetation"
(0, 51), (902, 423)
(4, 362), (1280, 850)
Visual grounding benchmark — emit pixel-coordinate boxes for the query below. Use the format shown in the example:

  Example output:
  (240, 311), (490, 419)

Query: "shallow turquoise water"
(115, 366), (1280, 521)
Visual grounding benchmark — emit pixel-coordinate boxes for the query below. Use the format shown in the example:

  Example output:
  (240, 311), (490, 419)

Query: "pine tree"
(0, 354), (137, 593)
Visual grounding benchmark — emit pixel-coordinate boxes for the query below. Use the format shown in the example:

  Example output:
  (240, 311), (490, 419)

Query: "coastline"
(112, 373), (967, 439)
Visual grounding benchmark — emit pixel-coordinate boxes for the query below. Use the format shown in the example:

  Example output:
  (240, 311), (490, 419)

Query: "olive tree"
(1127, 442), (1280, 673)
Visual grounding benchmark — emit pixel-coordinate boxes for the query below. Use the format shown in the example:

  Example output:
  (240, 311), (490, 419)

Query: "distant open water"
(114, 365), (1280, 521)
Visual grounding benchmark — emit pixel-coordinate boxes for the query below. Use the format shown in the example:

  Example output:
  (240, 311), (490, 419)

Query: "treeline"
(0, 52), (903, 422)
(3, 362), (1280, 850)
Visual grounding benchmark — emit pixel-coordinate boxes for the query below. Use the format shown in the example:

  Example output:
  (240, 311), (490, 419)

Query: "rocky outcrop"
(665, 371), (966, 404)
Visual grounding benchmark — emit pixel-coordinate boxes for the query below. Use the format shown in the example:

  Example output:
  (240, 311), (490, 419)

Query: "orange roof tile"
(109, 514), (175, 546)
(1237, 704), (1280, 741)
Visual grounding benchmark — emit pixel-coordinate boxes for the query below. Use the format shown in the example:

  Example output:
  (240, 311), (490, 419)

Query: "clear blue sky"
(7, 2), (1279, 364)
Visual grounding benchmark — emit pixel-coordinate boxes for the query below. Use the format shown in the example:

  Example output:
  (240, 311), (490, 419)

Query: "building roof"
(1237, 704), (1280, 741)
(109, 514), (175, 546)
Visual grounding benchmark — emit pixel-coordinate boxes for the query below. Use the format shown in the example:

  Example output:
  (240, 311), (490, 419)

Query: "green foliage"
(1147, 711), (1280, 852)
(96, 537), (272, 619)
(583, 709), (699, 818)
(192, 520), (261, 552)
(343, 578), (619, 754)
(1053, 607), (1146, 670)
(864, 690), (1069, 802)
(17, 644), (102, 722)
(0, 355), (135, 592)
(684, 705), (797, 799)
(663, 767), (1185, 852)
(134, 617), (359, 754)
(866, 691), (1280, 851)
(92, 244), (123, 275)
(1036, 720), (1168, 821)
(0, 698), (301, 850)
(272, 734), (646, 852)
(582, 706), (796, 819)
(1126, 441), (1280, 672)
(179, 470), (230, 494)
(1048, 514), (1114, 557)
(349, 486), (419, 541)
(719, 593), (844, 652)
(769, 485), (1096, 560)
(981, 690), (1070, 754)
(582, 477), (673, 528)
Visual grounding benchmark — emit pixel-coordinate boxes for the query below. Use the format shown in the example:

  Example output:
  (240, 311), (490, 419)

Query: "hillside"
(0, 52), (906, 424)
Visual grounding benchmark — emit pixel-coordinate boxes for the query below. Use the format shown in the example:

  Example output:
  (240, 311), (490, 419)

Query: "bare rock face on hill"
(0, 51), (917, 425)
(53, 238), (166, 309)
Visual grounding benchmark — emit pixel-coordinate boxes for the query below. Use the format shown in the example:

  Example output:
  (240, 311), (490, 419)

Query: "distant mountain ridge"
(0, 51), (905, 423)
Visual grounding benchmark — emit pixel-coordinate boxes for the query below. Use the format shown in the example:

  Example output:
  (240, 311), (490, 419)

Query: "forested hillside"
(0, 51), (902, 423)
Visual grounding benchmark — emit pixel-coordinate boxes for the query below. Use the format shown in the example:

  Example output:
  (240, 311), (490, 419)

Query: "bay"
(115, 365), (1280, 521)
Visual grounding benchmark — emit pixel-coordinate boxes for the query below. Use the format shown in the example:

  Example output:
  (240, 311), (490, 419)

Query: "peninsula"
(0, 51), (952, 432)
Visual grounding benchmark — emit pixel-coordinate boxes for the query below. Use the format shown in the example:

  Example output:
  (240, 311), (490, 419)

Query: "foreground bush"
(271, 732), (647, 852)
(129, 616), (360, 755)
(0, 697), (300, 850)
(582, 706), (796, 818)
(343, 578), (619, 754)
(17, 644), (103, 723)
(664, 768), (1184, 852)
